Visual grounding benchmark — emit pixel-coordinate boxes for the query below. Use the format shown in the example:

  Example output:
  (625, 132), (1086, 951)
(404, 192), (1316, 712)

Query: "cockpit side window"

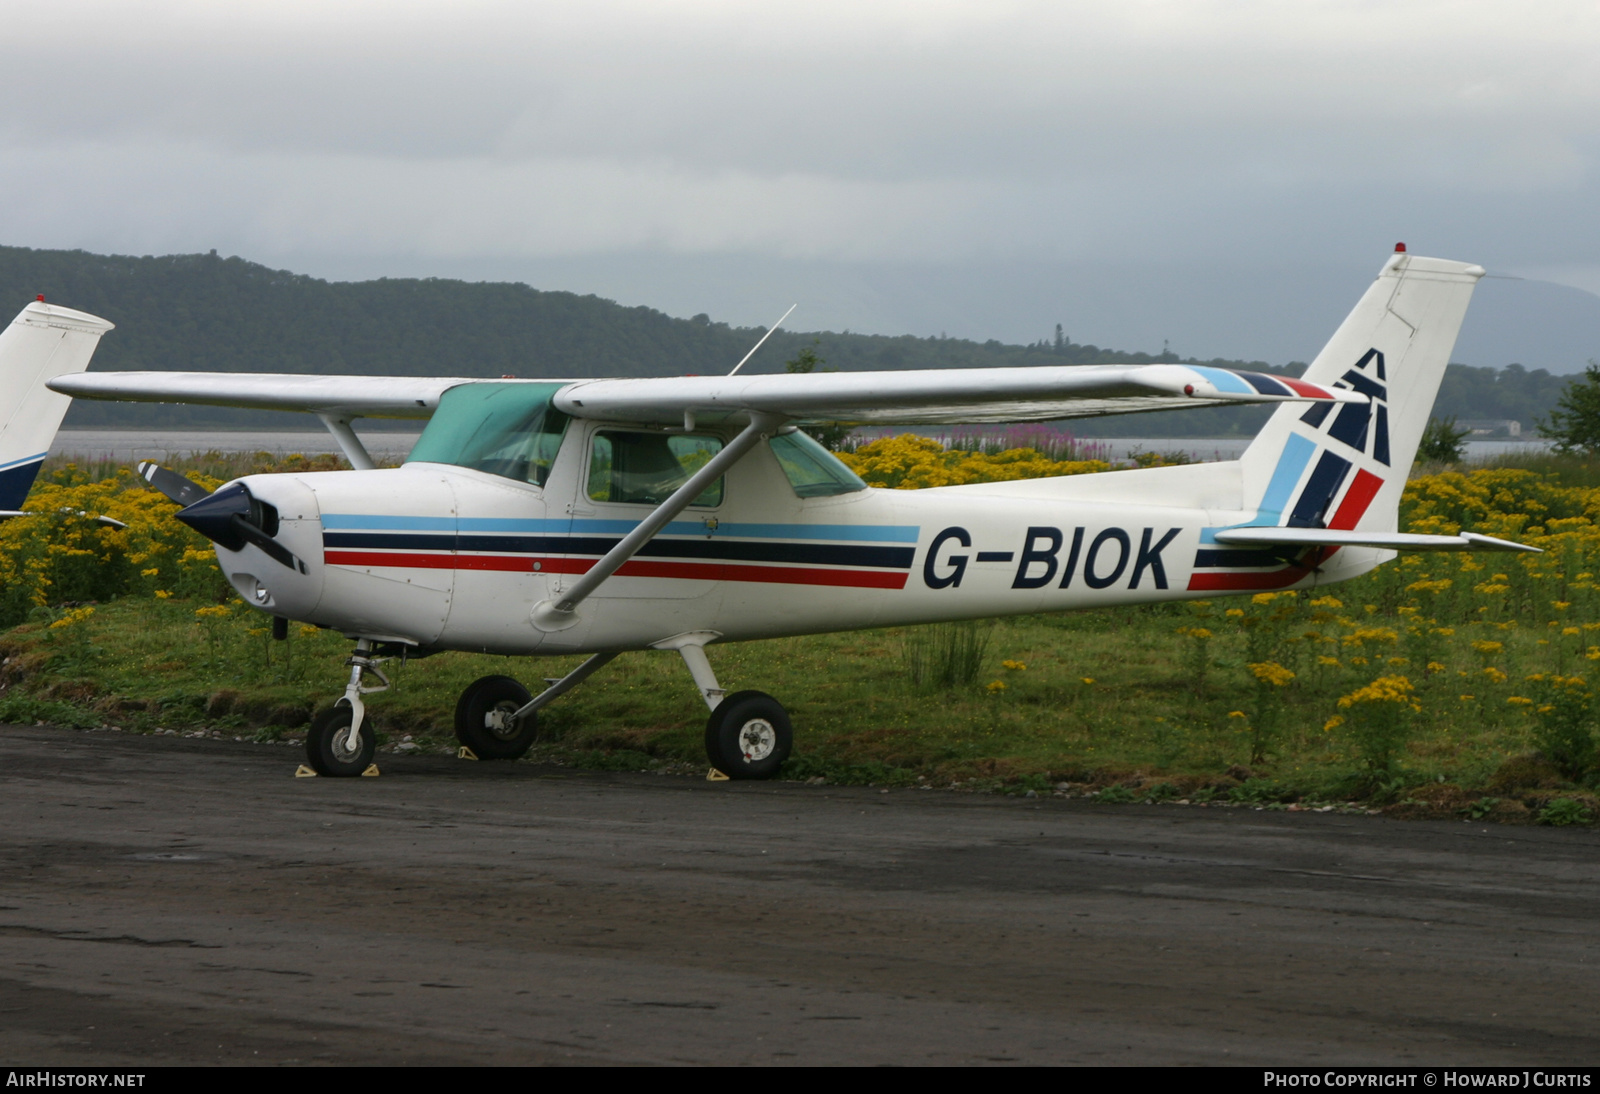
(769, 430), (867, 498)
(406, 382), (570, 486)
(588, 432), (724, 507)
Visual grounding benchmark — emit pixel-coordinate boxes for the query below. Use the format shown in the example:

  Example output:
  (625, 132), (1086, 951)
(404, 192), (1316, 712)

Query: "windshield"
(406, 382), (570, 486)
(770, 430), (867, 497)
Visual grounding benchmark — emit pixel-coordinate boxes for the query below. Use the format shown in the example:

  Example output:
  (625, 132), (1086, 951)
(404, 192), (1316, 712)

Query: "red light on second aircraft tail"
(35, 294), (43, 301)
(1394, 242), (1407, 253)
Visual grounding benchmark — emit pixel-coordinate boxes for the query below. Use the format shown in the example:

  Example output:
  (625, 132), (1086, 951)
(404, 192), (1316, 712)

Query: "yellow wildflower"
(47, 606), (95, 630)
(1248, 661), (1295, 687)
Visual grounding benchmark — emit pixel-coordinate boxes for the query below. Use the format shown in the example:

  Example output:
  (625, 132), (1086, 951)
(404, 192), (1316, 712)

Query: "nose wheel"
(704, 690), (792, 780)
(305, 705), (376, 777)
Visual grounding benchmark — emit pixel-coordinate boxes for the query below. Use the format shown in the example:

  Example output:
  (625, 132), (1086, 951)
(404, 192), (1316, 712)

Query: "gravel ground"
(1, 724), (1597, 1066)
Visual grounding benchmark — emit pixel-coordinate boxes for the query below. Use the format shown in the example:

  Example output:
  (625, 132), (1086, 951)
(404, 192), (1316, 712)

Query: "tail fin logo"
(1298, 348), (1390, 467)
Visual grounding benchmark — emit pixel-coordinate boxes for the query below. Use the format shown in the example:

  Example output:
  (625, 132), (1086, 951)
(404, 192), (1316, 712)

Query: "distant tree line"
(0, 245), (1575, 434)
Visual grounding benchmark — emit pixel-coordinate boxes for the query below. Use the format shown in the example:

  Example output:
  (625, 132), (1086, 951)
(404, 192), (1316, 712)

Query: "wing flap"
(1212, 528), (1540, 553)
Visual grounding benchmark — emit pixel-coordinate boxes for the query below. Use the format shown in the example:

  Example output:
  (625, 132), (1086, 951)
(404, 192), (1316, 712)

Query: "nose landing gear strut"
(304, 638), (391, 777)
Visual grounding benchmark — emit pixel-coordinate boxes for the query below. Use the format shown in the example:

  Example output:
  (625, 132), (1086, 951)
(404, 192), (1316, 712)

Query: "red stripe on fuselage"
(323, 550), (910, 590)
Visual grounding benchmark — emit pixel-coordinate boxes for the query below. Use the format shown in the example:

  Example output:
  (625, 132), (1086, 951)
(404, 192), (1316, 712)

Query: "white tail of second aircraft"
(1236, 250), (1484, 537)
(0, 300), (115, 511)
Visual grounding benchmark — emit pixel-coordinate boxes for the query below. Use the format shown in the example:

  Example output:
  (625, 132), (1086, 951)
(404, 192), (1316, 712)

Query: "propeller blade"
(137, 461), (212, 508)
(230, 514), (308, 574)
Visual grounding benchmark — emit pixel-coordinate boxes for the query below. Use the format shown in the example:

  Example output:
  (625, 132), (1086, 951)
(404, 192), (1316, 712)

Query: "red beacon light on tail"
(1394, 242), (1407, 253)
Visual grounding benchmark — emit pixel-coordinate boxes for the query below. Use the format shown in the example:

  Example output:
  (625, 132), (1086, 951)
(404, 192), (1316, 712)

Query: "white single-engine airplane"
(0, 248), (1534, 777)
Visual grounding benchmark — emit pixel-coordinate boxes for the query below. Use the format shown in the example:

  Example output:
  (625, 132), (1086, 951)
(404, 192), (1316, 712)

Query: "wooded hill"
(0, 245), (1570, 435)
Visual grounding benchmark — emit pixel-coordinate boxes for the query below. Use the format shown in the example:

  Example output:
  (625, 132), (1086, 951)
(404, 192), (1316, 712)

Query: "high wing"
(51, 363), (1362, 426)
(48, 372), (474, 419)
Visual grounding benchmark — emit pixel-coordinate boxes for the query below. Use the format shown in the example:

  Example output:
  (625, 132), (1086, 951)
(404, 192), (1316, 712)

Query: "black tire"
(306, 705), (376, 777)
(704, 690), (792, 780)
(454, 675), (537, 759)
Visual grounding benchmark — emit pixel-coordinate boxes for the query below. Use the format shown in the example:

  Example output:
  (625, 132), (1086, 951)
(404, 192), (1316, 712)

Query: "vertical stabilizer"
(1237, 251), (1484, 535)
(0, 301), (115, 510)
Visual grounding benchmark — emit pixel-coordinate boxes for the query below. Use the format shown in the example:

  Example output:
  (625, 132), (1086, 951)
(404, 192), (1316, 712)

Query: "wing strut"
(317, 414), (376, 471)
(531, 411), (787, 630)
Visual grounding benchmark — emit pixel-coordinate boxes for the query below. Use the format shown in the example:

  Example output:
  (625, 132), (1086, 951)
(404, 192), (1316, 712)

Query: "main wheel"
(454, 675), (537, 759)
(306, 705), (376, 777)
(704, 690), (792, 780)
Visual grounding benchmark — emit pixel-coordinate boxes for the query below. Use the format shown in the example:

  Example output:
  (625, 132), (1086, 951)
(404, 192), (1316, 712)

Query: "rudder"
(1238, 251), (1484, 536)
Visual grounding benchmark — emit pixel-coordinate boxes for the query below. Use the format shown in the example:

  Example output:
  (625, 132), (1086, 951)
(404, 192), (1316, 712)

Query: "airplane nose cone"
(175, 482), (257, 550)
(177, 480), (304, 573)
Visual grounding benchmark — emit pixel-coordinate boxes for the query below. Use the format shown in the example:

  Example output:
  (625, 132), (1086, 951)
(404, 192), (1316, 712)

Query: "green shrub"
(1537, 798), (1592, 826)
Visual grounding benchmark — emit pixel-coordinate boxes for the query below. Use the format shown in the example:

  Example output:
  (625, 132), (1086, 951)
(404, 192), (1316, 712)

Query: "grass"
(3, 442), (1598, 824)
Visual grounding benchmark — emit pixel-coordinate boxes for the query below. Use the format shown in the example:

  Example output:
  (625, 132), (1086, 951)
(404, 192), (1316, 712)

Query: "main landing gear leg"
(305, 638), (389, 777)
(653, 632), (791, 781)
(453, 652), (620, 760)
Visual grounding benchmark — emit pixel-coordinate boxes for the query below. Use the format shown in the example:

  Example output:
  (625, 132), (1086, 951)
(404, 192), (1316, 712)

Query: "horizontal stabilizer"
(1212, 527), (1540, 554)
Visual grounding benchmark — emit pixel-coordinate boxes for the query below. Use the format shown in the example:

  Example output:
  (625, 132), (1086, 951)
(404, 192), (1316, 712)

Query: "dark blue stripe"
(1299, 402), (1332, 428)
(324, 531), (915, 570)
(0, 460), (42, 510)
(1339, 369), (1386, 401)
(1327, 401), (1370, 451)
(325, 532), (456, 551)
(1289, 451), (1352, 529)
(1194, 548), (1289, 568)
(1237, 371), (1293, 397)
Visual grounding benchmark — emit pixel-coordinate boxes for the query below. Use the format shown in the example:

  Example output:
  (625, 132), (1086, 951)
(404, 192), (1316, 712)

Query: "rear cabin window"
(769, 430), (867, 497)
(406, 382), (570, 486)
(588, 432), (724, 507)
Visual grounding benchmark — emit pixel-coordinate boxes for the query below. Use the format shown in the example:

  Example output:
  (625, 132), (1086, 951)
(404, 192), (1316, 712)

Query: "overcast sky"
(2, 0), (1598, 368)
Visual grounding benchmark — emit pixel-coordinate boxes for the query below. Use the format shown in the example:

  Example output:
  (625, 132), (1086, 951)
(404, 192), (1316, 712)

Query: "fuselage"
(214, 413), (1387, 656)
